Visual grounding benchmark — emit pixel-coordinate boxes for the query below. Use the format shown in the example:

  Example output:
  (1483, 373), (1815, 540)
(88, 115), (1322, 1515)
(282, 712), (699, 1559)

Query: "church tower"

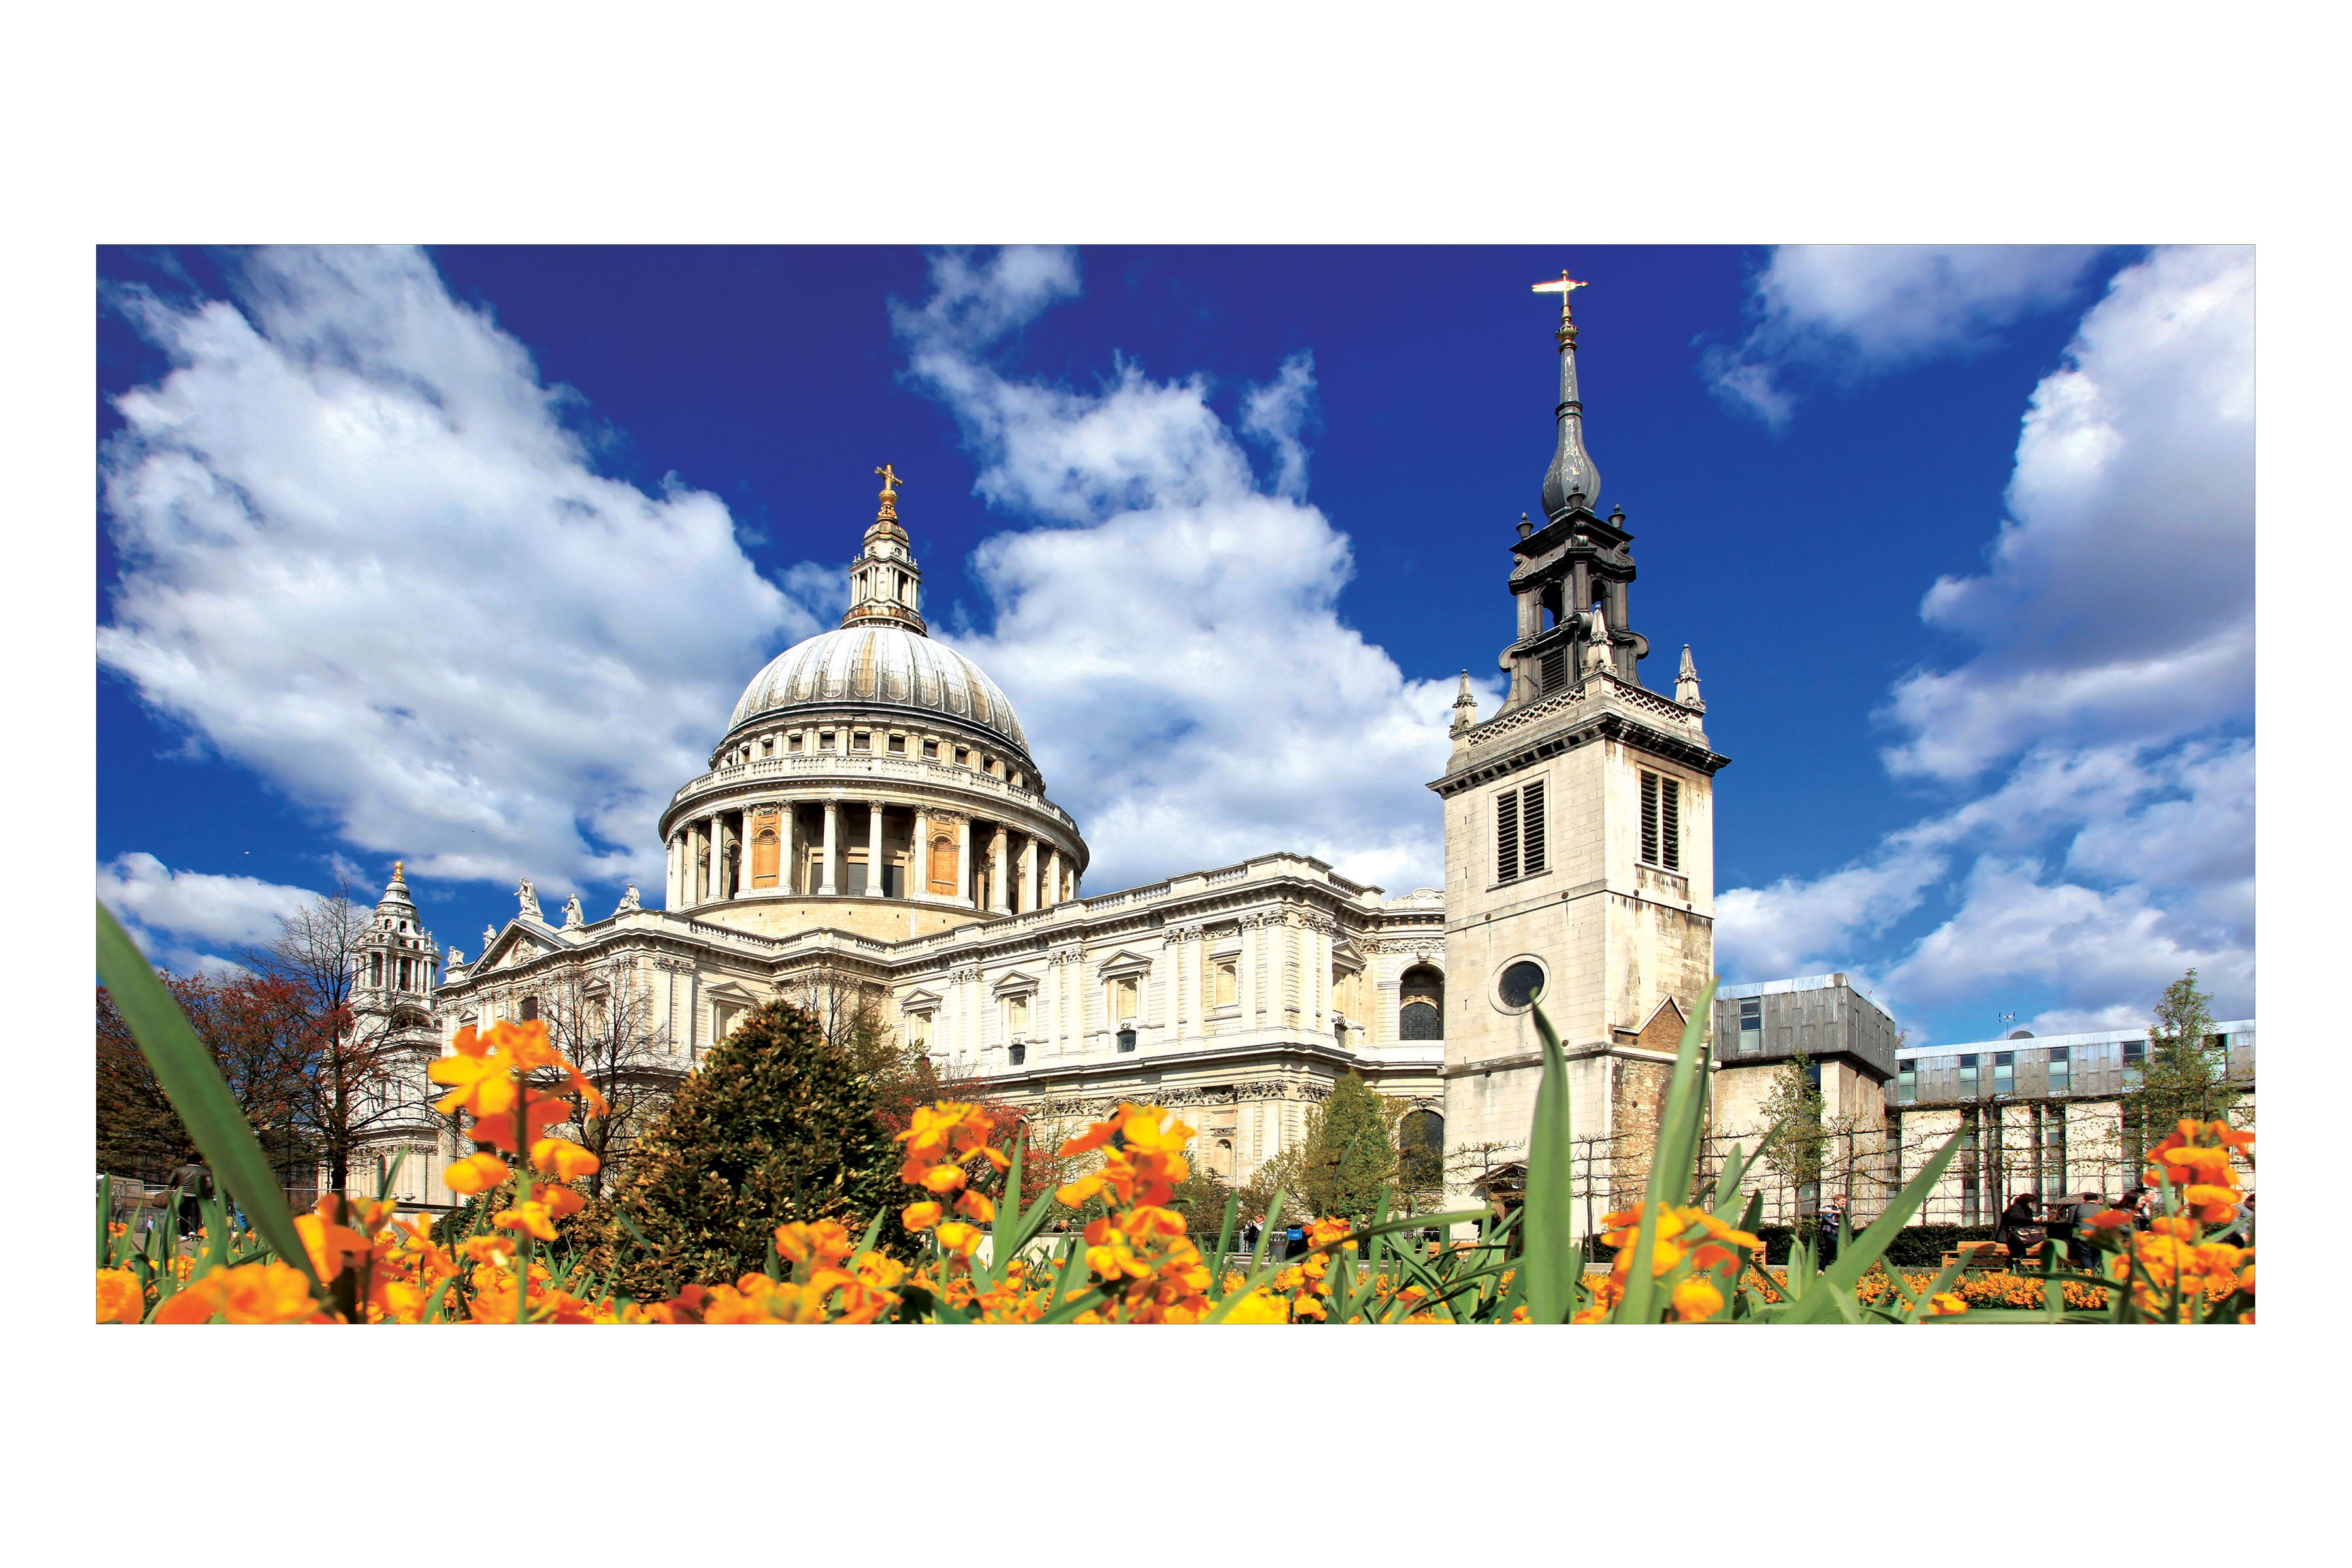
(350, 862), (446, 1201)
(1431, 276), (1729, 1237)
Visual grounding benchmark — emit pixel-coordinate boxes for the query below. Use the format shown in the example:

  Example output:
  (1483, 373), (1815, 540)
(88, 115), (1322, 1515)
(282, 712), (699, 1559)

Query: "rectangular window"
(1897, 1061), (1916, 1102)
(1520, 780), (1546, 875)
(1737, 998), (1762, 1058)
(1005, 994), (1030, 1036)
(789, 733), (804, 753)
(397, 956), (412, 990)
(922, 740), (938, 759)
(820, 731), (836, 751)
(369, 953), (384, 988)
(906, 1012), (931, 1051)
(2044, 1115), (2066, 1194)
(1495, 786), (1521, 883)
(520, 995), (538, 1022)
(1993, 1051), (2014, 1096)
(1958, 1054), (1978, 1096)
(1212, 958), (1237, 1007)
(955, 747), (970, 766)
(2123, 1039), (2145, 1088)
(887, 734), (906, 755)
(851, 731), (870, 751)
(1639, 771), (1682, 871)
(2048, 1046), (2070, 1095)
(1111, 975), (1139, 1021)
(1539, 645), (1566, 694)
(1007, 1043), (1026, 1067)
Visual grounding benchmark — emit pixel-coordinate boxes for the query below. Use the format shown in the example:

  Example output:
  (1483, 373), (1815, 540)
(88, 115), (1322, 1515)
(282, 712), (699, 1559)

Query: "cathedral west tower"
(1432, 275), (1730, 1237)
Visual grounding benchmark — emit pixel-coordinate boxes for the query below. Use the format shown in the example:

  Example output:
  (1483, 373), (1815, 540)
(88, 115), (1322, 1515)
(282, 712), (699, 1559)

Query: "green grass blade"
(1520, 998), (1577, 1325)
(96, 902), (323, 1297)
(1211, 1192), (1239, 1280)
(97, 1176), (114, 1270)
(1617, 977), (1718, 1322)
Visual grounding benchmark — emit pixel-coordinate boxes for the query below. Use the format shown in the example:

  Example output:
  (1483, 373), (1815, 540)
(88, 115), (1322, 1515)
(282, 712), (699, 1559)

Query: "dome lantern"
(841, 462), (926, 635)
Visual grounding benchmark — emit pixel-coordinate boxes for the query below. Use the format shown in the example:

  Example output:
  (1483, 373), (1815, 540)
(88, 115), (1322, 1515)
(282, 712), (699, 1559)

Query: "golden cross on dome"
(875, 462), (904, 495)
(1531, 270), (1590, 319)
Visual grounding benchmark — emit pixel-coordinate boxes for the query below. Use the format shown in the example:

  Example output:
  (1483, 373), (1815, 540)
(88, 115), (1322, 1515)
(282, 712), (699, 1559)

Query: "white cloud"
(1716, 248), (2255, 1036)
(896, 249), (1477, 894)
(97, 851), (328, 972)
(1705, 244), (2104, 428)
(99, 248), (819, 896)
(1887, 244), (2255, 781)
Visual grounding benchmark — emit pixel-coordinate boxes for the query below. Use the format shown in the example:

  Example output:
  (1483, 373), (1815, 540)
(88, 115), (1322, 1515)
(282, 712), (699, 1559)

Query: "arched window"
(1399, 1109), (1445, 1188)
(1399, 965), (1444, 1040)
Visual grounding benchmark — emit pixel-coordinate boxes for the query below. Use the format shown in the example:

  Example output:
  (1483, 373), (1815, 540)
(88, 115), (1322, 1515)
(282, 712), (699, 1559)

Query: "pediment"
(900, 988), (943, 1012)
(991, 968), (1040, 996)
(1636, 996), (1688, 1051)
(1096, 948), (1154, 976)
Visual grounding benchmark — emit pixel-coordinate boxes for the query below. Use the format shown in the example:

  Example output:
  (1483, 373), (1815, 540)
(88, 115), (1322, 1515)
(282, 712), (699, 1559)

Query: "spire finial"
(392, 859), (403, 879)
(1450, 669), (1480, 738)
(1533, 268), (1602, 521)
(1676, 644), (1705, 711)
(875, 463), (904, 523)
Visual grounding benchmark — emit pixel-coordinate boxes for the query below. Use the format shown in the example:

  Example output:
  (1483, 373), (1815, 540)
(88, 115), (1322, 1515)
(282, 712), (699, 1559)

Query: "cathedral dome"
(727, 623), (1030, 756)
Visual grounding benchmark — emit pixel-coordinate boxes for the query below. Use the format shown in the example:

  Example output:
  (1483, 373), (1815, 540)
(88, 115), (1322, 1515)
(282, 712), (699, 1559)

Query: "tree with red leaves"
(97, 970), (318, 1183)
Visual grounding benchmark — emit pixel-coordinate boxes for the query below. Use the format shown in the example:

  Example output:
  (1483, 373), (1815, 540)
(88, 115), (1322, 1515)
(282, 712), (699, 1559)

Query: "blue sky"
(94, 244), (2253, 1046)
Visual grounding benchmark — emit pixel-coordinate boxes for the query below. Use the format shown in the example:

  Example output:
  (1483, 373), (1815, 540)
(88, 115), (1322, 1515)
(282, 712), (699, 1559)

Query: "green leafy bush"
(591, 999), (907, 1299)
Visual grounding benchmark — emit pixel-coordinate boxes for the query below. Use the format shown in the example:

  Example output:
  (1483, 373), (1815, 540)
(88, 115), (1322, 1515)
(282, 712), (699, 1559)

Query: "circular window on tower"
(1496, 960), (1546, 1013)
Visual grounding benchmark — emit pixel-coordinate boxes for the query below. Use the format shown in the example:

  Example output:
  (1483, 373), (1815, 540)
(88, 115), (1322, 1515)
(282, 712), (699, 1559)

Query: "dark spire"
(1532, 271), (1602, 521)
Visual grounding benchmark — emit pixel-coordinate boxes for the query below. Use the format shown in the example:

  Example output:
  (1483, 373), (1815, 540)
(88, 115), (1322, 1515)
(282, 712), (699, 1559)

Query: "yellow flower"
(935, 1220), (984, 1258)
(96, 1267), (144, 1324)
(1929, 1292), (1969, 1316)
(901, 1201), (943, 1232)
(444, 1151), (511, 1195)
(1671, 1277), (1725, 1323)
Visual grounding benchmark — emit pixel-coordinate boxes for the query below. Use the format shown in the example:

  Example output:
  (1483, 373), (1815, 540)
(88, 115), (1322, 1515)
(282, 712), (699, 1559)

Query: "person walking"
(1283, 1219), (1305, 1262)
(1816, 1193), (1847, 1269)
(169, 1156), (213, 1243)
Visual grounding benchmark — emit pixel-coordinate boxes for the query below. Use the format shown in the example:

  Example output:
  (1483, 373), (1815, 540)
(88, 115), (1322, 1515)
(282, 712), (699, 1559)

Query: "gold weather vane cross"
(1531, 270), (1590, 313)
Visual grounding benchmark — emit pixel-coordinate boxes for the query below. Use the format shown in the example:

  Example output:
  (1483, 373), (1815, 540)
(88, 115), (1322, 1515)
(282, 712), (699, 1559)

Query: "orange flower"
(155, 1262), (321, 1324)
(468, 1095), (577, 1154)
(428, 1026), (517, 1118)
(495, 1199), (561, 1243)
(917, 1163), (968, 1194)
(954, 1190), (996, 1223)
(901, 1200), (943, 1232)
(934, 1220), (984, 1258)
(529, 1135), (601, 1181)
(773, 1219), (854, 1268)
(96, 1267), (144, 1324)
(1929, 1292), (1969, 1316)
(295, 1196), (374, 1281)
(1671, 1277), (1725, 1323)
(444, 1151), (512, 1195)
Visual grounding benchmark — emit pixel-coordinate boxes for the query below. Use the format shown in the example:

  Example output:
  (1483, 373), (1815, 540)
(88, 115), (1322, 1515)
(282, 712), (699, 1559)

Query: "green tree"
(1756, 1051), (1833, 1236)
(593, 998), (908, 1300)
(2121, 969), (2244, 1159)
(1293, 1073), (1398, 1224)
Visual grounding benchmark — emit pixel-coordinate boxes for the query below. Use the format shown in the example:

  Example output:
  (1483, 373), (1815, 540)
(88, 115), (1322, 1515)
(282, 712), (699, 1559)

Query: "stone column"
(733, 811), (751, 897)
(1316, 921), (1333, 1032)
(1239, 916), (1258, 1028)
(988, 826), (1011, 915)
(780, 802), (798, 895)
(1044, 847), (1062, 907)
(706, 813), (725, 905)
(911, 806), (932, 902)
(1020, 835), (1039, 913)
(819, 801), (840, 896)
(866, 800), (885, 899)
(955, 817), (974, 908)
(665, 835), (679, 909)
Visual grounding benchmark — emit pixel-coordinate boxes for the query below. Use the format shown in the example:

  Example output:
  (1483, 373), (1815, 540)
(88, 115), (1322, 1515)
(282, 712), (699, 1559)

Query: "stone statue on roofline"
(517, 878), (542, 921)
(617, 883), (641, 913)
(562, 893), (585, 930)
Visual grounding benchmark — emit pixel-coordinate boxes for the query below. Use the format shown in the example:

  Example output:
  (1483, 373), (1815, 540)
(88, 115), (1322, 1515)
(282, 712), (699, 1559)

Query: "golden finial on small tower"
(393, 859), (403, 878)
(874, 463), (904, 523)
